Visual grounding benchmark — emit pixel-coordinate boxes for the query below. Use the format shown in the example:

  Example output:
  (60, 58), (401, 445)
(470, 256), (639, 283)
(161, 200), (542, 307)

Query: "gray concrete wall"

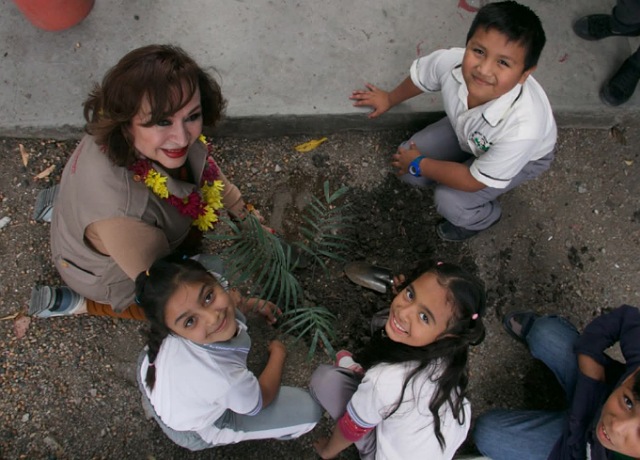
(0, 0), (638, 138)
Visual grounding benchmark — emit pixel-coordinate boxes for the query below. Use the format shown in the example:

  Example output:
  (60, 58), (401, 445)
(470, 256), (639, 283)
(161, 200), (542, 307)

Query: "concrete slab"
(0, 0), (638, 138)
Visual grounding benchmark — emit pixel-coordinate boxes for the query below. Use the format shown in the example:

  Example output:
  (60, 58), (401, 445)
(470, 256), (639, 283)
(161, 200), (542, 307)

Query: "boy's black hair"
(632, 369), (640, 401)
(135, 254), (218, 391)
(466, 1), (546, 71)
(355, 260), (486, 451)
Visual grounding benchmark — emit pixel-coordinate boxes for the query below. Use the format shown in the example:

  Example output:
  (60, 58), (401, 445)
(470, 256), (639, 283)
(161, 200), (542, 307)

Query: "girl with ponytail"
(310, 260), (486, 459)
(134, 254), (321, 451)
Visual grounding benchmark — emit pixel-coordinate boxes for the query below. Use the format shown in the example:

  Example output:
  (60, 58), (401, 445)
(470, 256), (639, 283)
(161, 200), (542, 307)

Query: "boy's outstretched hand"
(350, 83), (391, 118)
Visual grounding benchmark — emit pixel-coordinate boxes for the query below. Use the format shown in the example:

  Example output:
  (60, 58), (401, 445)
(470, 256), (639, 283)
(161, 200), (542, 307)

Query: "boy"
(474, 305), (640, 459)
(351, 1), (556, 242)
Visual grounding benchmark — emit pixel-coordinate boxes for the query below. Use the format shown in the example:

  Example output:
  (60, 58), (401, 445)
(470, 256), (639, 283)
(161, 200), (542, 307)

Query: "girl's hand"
(349, 83), (391, 119)
(254, 299), (281, 325)
(268, 339), (287, 358)
(391, 142), (421, 176)
(391, 274), (406, 295)
(313, 437), (335, 459)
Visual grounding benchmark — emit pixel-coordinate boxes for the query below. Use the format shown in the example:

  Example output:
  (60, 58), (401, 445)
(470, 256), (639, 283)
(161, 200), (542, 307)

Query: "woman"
(30, 44), (257, 320)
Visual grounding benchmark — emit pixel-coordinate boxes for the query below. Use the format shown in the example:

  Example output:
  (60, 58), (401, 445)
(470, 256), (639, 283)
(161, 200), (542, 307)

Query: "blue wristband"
(408, 155), (426, 177)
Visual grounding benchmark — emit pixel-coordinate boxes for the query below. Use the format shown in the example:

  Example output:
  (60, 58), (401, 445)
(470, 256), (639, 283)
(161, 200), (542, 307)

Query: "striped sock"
(29, 286), (85, 318)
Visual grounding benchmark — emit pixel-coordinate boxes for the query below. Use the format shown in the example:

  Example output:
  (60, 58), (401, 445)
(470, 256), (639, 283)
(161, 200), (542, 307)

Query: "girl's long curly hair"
(355, 260), (486, 451)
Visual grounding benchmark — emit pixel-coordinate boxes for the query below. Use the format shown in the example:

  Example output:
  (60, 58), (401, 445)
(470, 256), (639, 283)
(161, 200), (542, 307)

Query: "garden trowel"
(344, 261), (393, 294)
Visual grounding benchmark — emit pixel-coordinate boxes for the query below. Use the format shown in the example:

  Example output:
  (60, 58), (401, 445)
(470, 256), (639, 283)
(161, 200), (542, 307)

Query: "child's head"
(136, 254), (238, 345)
(462, 1), (546, 107)
(386, 261), (486, 348)
(358, 260), (486, 450)
(136, 255), (238, 390)
(595, 368), (640, 456)
(84, 44), (226, 168)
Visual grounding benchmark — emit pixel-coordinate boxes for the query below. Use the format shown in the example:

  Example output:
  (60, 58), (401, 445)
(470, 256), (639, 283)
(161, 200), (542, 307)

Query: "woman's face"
(128, 88), (203, 170)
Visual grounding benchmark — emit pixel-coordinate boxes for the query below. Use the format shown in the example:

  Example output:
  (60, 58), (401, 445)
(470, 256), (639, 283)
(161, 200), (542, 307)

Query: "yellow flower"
(201, 181), (225, 211)
(193, 205), (218, 231)
(145, 170), (169, 198)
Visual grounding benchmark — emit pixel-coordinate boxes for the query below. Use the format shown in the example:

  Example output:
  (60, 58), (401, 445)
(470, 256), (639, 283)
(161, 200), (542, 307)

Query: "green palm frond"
(279, 305), (337, 359)
(206, 181), (353, 359)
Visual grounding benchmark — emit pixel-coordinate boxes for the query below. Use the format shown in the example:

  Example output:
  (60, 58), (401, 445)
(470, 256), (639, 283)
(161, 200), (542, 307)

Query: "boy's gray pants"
(399, 117), (554, 231)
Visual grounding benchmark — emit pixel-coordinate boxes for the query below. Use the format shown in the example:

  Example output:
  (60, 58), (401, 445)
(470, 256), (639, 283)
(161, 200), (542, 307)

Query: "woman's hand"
(391, 142), (422, 176)
(349, 83), (392, 118)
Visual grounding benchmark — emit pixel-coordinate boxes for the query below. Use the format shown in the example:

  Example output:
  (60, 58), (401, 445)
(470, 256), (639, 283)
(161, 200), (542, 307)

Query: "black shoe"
(436, 220), (481, 242)
(600, 57), (640, 106)
(573, 14), (640, 41)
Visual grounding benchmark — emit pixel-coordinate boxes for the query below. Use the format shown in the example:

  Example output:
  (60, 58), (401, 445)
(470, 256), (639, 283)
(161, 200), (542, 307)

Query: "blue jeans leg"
(473, 409), (566, 460)
(526, 315), (580, 402)
(473, 315), (579, 459)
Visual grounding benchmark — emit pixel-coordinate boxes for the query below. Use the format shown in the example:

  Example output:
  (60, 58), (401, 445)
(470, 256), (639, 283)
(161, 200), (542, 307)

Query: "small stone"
(43, 436), (62, 450)
(577, 183), (587, 194)
(0, 216), (11, 230)
(89, 388), (97, 397)
(274, 164), (282, 173)
(21, 413), (29, 422)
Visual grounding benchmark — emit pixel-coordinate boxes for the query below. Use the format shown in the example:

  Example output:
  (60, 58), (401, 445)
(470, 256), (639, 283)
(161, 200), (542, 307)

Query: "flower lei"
(129, 135), (225, 232)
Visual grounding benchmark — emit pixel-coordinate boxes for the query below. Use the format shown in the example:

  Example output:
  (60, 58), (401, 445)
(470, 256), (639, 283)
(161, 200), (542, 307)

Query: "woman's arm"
(87, 217), (170, 279)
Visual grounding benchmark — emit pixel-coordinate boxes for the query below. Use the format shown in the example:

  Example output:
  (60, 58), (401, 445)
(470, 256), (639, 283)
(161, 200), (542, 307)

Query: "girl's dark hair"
(135, 254), (218, 391)
(466, 1), (546, 71)
(355, 260), (486, 451)
(83, 44), (227, 167)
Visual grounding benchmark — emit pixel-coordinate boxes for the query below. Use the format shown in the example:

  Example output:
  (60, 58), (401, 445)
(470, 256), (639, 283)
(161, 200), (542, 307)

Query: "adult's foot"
(573, 14), (640, 41)
(29, 286), (87, 318)
(600, 57), (640, 106)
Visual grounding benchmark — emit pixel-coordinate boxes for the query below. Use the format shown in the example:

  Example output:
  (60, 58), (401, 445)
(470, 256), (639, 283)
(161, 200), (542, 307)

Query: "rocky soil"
(0, 124), (638, 459)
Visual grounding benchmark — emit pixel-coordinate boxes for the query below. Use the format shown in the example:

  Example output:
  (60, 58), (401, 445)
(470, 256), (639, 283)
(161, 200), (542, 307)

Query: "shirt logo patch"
(469, 131), (491, 153)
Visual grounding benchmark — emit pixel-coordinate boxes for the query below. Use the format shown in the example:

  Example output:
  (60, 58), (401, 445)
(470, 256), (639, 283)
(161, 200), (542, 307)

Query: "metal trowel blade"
(344, 261), (393, 294)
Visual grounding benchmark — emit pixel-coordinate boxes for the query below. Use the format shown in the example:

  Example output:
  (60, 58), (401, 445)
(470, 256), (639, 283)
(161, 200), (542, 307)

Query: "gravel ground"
(0, 124), (638, 459)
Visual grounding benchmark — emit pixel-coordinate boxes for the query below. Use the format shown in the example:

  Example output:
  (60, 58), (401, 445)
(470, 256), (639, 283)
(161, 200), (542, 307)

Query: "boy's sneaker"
(573, 14), (640, 41)
(601, 57), (640, 106)
(335, 350), (364, 376)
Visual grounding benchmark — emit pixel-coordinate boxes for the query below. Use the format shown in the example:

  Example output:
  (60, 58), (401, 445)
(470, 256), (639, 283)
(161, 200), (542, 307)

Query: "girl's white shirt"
(349, 361), (470, 460)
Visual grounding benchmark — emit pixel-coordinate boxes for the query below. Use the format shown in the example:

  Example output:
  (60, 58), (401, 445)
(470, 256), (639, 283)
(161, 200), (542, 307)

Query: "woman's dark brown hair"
(83, 44), (226, 167)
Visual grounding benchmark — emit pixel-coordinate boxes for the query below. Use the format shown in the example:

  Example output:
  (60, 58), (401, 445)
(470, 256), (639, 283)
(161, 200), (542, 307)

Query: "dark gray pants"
(399, 117), (554, 231)
(613, 0), (640, 60)
(309, 365), (377, 460)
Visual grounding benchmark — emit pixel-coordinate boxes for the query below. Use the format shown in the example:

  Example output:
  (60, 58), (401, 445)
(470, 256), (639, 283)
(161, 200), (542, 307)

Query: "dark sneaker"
(573, 14), (640, 41)
(436, 220), (481, 242)
(600, 57), (640, 106)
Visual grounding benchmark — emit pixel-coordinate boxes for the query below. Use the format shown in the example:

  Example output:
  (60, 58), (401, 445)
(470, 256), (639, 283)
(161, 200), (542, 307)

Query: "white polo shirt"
(410, 48), (557, 189)
(347, 362), (470, 459)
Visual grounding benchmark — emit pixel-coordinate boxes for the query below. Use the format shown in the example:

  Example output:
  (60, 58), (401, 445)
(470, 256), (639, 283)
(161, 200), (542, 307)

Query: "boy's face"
(462, 26), (535, 109)
(596, 370), (640, 457)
